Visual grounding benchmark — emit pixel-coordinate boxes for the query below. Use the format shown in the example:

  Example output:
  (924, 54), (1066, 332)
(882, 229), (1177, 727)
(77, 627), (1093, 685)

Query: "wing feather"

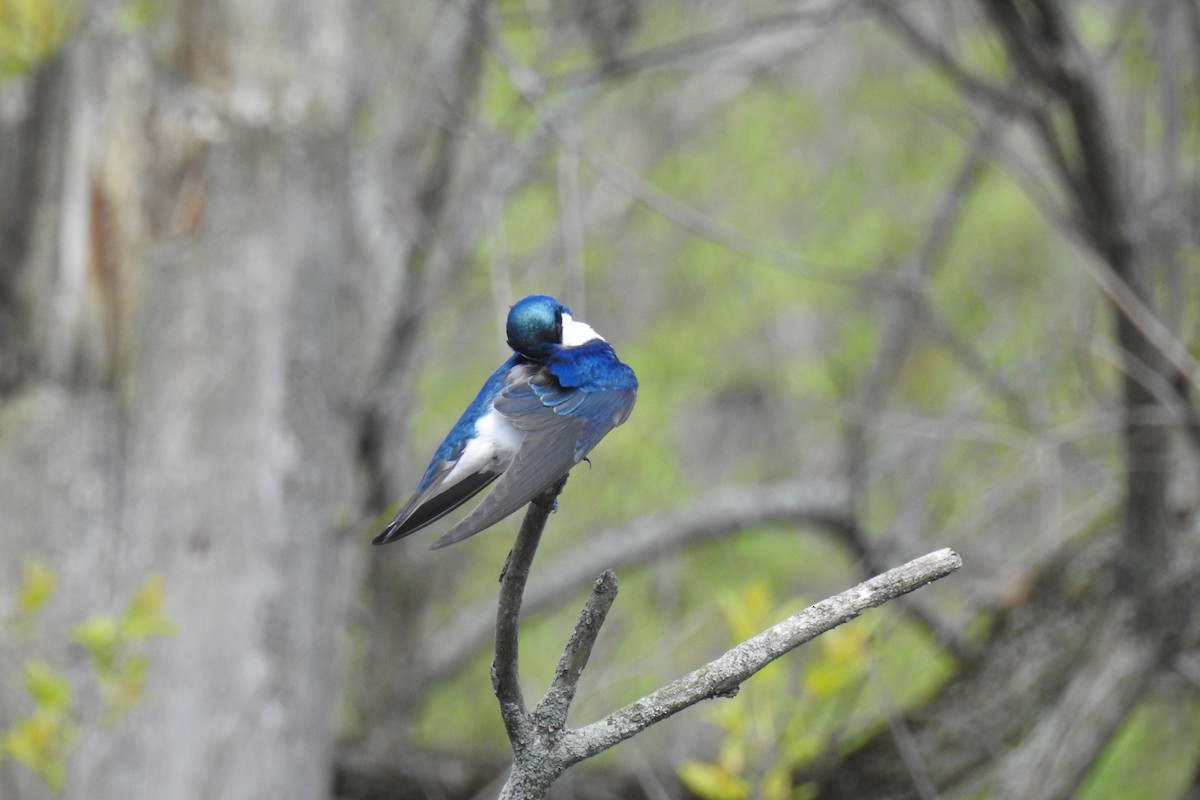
(429, 368), (635, 549)
(430, 421), (584, 548)
(373, 467), (500, 545)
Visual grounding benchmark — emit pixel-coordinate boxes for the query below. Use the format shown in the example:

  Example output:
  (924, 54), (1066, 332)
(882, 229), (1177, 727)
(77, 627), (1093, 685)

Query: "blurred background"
(2, 0), (1199, 798)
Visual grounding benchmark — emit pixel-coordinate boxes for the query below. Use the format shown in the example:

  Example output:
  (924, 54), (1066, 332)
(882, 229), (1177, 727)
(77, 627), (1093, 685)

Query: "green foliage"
(0, 0), (82, 78)
(1, 660), (77, 791)
(2, 561), (176, 791)
(74, 576), (176, 720)
(11, 559), (57, 639)
(678, 580), (955, 800)
(677, 582), (872, 800)
(678, 760), (755, 800)
(1079, 691), (1200, 800)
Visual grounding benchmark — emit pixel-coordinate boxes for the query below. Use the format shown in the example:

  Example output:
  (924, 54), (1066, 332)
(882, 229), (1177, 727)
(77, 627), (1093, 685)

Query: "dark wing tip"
(372, 524), (406, 546)
(372, 470), (501, 546)
(373, 517), (416, 546)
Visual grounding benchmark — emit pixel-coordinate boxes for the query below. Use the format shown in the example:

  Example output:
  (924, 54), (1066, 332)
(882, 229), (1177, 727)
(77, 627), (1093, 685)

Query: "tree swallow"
(374, 295), (638, 549)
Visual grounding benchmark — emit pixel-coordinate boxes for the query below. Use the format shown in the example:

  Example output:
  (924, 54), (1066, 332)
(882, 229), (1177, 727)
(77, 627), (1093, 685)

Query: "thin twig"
(558, 548), (963, 765)
(866, 0), (1029, 115)
(488, 33), (863, 288)
(552, 5), (853, 90)
(532, 570), (620, 733)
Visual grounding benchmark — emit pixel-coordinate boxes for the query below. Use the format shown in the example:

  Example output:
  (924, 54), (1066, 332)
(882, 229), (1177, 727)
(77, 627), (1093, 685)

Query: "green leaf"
(802, 623), (871, 698)
(121, 575), (177, 641)
(802, 661), (856, 698)
(717, 582), (775, 642)
(1, 708), (77, 792)
(761, 764), (792, 800)
(103, 653), (148, 719)
(17, 559), (57, 616)
(72, 615), (119, 673)
(24, 659), (72, 712)
(781, 731), (823, 766)
(0, 0), (84, 78)
(793, 782), (820, 800)
(678, 760), (751, 800)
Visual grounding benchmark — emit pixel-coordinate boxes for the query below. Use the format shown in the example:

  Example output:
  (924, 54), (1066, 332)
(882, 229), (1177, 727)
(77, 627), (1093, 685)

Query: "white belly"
(441, 407), (522, 485)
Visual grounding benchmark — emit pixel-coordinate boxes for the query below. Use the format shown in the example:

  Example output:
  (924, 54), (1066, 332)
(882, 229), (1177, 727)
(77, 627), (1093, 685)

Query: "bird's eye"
(555, 310), (564, 342)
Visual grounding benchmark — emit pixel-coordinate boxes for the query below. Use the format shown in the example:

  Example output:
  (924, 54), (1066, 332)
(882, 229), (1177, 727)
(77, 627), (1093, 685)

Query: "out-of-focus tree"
(802, 2), (1200, 797)
(0, 0), (506, 797)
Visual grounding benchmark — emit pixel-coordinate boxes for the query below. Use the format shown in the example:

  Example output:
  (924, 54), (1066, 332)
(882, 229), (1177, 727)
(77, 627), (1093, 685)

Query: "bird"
(373, 294), (638, 549)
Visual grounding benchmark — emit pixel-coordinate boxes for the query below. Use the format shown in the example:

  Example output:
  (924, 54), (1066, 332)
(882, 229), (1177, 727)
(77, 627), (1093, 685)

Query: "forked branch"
(493, 483), (962, 799)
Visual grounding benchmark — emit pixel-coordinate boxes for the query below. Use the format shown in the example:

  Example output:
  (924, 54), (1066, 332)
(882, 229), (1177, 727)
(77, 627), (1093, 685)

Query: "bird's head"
(506, 295), (604, 359)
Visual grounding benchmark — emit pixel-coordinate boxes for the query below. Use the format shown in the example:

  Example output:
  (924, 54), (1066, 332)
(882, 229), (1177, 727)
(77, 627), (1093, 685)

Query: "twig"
(559, 548), (962, 763)
(532, 570), (619, 733)
(552, 5), (853, 90)
(488, 33), (863, 288)
(865, 0), (1029, 116)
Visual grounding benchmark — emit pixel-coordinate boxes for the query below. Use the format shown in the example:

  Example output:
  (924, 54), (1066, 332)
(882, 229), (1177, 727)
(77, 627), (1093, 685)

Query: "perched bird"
(374, 295), (638, 549)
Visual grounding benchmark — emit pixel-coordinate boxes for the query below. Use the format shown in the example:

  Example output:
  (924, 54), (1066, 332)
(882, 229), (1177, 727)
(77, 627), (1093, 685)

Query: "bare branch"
(846, 122), (1009, 470)
(553, 5), (854, 90)
(358, 0), (493, 511)
(493, 475), (570, 744)
(488, 33), (863, 287)
(866, 0), (1029, 115)
(559, 548), (963, 765)
(990, 620), (1157, 800)
(532, 570), (619, 733)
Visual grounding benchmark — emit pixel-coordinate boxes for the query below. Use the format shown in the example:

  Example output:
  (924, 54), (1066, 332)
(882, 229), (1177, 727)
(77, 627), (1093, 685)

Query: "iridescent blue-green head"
(506, 294), (603, 359)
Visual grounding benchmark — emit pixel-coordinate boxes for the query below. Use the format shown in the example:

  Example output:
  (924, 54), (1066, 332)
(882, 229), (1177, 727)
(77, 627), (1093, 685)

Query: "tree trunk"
(0, 1), (466, 797)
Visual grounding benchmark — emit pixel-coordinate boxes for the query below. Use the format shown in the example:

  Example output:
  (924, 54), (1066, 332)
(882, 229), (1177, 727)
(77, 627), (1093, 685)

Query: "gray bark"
(0, 1), (470, 798)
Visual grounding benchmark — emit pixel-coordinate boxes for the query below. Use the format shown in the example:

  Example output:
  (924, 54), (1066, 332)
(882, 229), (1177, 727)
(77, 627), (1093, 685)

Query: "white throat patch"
(561, 312), (605, 347)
